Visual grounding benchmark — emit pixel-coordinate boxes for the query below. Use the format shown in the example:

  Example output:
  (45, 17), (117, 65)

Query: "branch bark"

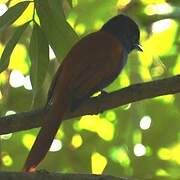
(0, 75), (179, 135)
(0, 172), (134, 180)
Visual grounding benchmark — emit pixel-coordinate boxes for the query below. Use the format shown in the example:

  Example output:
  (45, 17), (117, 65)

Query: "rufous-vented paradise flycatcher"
(23, 14), (143, 172)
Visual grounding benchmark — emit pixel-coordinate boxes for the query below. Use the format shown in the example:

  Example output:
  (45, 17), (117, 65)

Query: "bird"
(23, 14), (142, 172)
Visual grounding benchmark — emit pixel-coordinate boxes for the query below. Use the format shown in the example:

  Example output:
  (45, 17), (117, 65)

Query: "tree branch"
(0, 75), (179, 135)
(0, 172), (134, 180)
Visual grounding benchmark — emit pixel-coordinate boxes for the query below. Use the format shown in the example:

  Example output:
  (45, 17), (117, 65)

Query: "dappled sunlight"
(0, 43), (4, 56)
(144, 2), (173, 15)
(79, 115), (114, 141)
(2, 154), (13, 167)
(154, 94), (175, 104)
(9, 70), (24, 88)
(158, 144), (180, 164)
(138, 41), (154, 68)
(22, 134), (35, 150)
(91, 152), (107, 174)
(72, 0), (78, 8)
(158, 148), (171, 160)
(170, 144), (180, 164)
(139, 18), (178, 80)
(97, 119), (114, 141)
(172, 55), (180, 75)
(49, 46), (56, 60)
(49, 139), (62, 152)
(68, 0), (118, 34)
(151, 19), (178, 55)
(140, 116), (151, 130)
(156, 169), (169, 177)
(93, 19), (104, 30)
(8, 44), (30, 74)
(105, 110), (116, 122)
(116, 0), (131, 9)
(138, 66), (152, 81)
(0, 71), (8, 86)
(140, 0), (166, 5)
(1, 133), (12, 140)
(92, 91), (101, 97)
(133, 130), (142, 144)
(139, 55), (162, 80)
(71, 134), (83, 149)
(146, 146), (152, 157)
(5, 110), (16, 116)
(67, 12), (78, 28)
(0, 3), (7, 16)
(0, 0), (179, 177)
(0, 90), (2, 100)
(9, 70), (32, 90)
(121, 103), (132, 111)
(118, 71), (130, 87)
(75, 23), (86, 35)
(9, 0), (33, 26)
(23, 75), (32, 90)
(55, 129), (64, 140)
(152, 19), (172, 33)
(134, 144), (146, 157)
(110, 146), (130, 168)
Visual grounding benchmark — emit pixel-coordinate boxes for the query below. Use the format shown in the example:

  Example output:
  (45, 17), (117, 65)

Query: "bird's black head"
(101, 14), (142, 53)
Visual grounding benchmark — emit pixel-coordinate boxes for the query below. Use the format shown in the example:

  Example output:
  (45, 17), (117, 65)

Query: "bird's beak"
(134, 44), (143, 52)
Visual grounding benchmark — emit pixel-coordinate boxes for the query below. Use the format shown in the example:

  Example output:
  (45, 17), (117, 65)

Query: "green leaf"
(35, 0), (78, 60)
(0, 21), (30, 73)
(29, 23), (49, 94)
(0, 1), (31, 31)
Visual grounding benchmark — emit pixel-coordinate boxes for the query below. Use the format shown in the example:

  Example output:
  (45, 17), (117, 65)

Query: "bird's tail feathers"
(23, 98), (69, 172)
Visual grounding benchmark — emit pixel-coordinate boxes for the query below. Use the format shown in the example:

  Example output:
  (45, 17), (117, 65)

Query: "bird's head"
(101, 14), (143, 53)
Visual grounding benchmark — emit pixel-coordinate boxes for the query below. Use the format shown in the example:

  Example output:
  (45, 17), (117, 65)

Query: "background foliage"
(0, 0), (180, 179)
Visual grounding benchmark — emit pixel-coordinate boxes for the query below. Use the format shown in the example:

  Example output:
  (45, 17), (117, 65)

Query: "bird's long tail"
(23, 96), (69, 172)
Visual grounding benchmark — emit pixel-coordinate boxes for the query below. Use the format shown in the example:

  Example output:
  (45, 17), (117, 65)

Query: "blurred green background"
(0, 0), (180, 179)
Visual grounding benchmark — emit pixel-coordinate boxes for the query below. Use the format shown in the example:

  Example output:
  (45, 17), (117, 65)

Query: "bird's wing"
(68, 31), (124, 99)
(47, 31), (124, 103)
